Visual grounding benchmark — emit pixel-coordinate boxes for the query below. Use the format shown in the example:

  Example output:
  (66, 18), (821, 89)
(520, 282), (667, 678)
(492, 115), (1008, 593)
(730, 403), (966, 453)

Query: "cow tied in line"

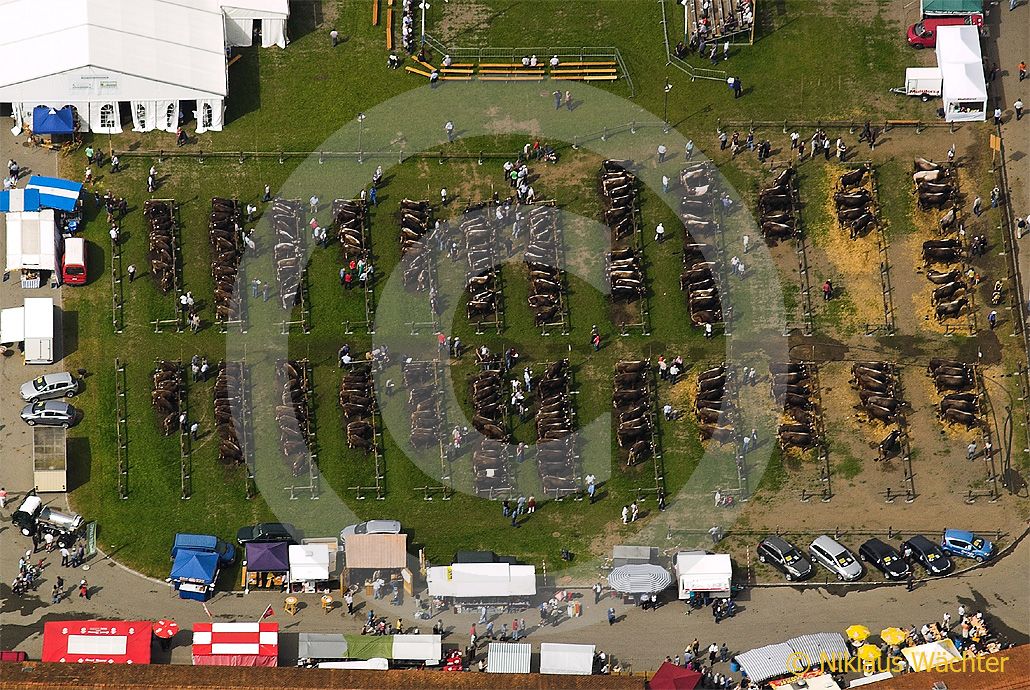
(851, 361), (906, 428)
(334, 199), (368, 260)
(928, 358), (979, 428)
(276, 359), (312, 477)
(758, 166), (799, 242)
(144, 200), (177, 294)
(614, 360), (655, 466)
(536, 359), (578, 495)
(525, 204), (564, 327)
(214, 362), (246, 465)
(270, 199), (304, 311)
(209, 197), (243, 323)
(404, 361), (443, 449)
(399, 199), (435, 292)
(913, 157), (958, 210)
(834, 164), (877, 240)
(462, 204), (501, 322)
(339, 363), (378, 452)
(770, 361), (818, 451)
(696, 364), (734, 445)
(152, 360), (184, 436)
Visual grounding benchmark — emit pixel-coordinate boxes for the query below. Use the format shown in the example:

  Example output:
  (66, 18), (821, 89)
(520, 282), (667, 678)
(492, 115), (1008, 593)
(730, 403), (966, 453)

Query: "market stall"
(935, 25), (987, 122)
(42, 620), (151, 664)
(31, 106), (75, 143)
(192, 622), (278, 667)
(0, 188), (41, 212)
(539, 642), (595, 676)
(24, 176), (83, 213)
(169, 549), (219, 601)
(606, 563), (672, 599)
(5, 210), (60, 287)
(297, 633), (441, 667)
(343, 533), (408, 598)
(901, 639), (961, 672)
(673, 551), (732, 599)
(648, 661), (702, 690)
(426, 562), (537, 610)
(487, 642), (531, 674)
(288, 543), (335, 593)
(244, 541), (289, 590)
(736, 633), (852, 685)
(0, 297), (55, 364)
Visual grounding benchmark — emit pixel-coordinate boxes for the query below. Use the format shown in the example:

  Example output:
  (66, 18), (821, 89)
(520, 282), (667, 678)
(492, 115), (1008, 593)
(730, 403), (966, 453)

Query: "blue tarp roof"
(32, 106), (75, 135)
(170, 549), (219, 584)
(0, 189), (42, 212)
(24, 176), (82, 212)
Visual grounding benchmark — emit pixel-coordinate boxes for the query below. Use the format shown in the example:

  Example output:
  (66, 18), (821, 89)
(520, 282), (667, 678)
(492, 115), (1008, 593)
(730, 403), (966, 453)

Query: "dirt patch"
(435, 1), (493, 44)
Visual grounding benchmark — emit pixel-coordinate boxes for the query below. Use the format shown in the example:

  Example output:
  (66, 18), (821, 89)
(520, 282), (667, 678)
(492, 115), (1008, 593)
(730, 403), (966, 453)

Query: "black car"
(859, 538), (910, 580)
(901, 535), (953, 575)
(236, 522), (298, 545)
(757, 535), (814, 581)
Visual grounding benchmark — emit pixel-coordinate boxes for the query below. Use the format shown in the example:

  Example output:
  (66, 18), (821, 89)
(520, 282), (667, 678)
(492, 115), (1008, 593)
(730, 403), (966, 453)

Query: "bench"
(551, 74), (619, 81)
(441, 75), (475, 81)
(479, 62), (528, 68)
(551, 68), (617, 74)
(480, 75), (546, 81)
(447, 62), (474, 68)
(554, 61), (617, 67)
(372, 0), (379, 25)
(480, 68), (545, 74)
(385, 7), (393, 50)
(441, 68), (475, 75)
(414, 58), (436, 71)
(404, 65), (433, 78)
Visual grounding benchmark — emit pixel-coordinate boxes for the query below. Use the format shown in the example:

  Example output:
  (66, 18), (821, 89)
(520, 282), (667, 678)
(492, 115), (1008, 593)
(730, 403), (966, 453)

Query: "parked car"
(756, 535), (814, 581)
(0, 650), (28, 662)
(236, 522), (298, 545)
(902, 534), (953, 575)
(19, 372), (80, 402)
(12, 494), (83, 547)
(61, 237), (89, 285)
(340, 520), (402, 543)
(809, 535), (864, 581)
(907, 15), (982, 49)
(20, 400), (79, 427)
(940, 529), (994, 562)
(858, 538), (911, 580)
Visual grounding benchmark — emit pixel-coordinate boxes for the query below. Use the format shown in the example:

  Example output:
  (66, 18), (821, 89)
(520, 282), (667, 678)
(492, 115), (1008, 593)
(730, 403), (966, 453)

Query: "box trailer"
(890, 67), (943, 101)
(33, 426), (67, 492)
(920, 0), (983, 17)
(0, 297), (55, 364)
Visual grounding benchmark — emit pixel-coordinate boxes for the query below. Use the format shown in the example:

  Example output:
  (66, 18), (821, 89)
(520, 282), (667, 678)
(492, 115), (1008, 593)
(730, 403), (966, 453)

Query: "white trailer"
(890, 67), (943, 101)
(0, 297), (55, 364)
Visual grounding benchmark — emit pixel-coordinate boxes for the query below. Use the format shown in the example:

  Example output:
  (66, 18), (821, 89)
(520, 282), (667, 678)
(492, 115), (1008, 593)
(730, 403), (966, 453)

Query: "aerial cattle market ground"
(6, 0), (1027, 596)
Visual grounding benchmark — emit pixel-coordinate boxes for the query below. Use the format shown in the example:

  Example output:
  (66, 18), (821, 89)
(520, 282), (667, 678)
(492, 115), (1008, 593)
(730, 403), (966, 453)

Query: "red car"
(907, 15), (982, 48)
(0, 650), (28, 662)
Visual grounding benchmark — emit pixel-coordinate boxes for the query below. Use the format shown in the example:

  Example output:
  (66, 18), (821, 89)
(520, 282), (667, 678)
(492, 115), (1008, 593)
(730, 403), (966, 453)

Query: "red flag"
(261, 605), (274, 620)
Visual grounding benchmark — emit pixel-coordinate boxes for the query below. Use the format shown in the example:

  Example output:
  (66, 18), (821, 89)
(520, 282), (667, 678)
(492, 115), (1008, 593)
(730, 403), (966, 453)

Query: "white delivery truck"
(890, 67), (943, 101)
(0, 297), (55, 364)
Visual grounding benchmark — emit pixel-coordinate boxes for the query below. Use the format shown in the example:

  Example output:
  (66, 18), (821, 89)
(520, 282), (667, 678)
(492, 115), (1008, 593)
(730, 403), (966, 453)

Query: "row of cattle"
(334, 199), (368, 260)
(679, 162), (723, 326)
(214, 362), (246, 465)
(535, 360), (578, 494)
(834, 166), (877, 240)
(600, 162), (645, 302)
(340, 364), (379, 452)
(462, 205), (501, 322)
(399, 199), (435, 292)
(926, 264), (969, 322)
(404, 361), (443, 449)
(613, 360), (655, 466)
(928, 358), (979, 428)
(851, 361), (904, 426)
(144, 200), (178, 294)
(151, 361), (184, 436)
(758, 166), (798, 241)
(270, 199), (304, 311)
(771, 362), (819, 451)
(470, 365), (513, 495)
(695, 364), (735, 445)
(276, 359), (312, 477)
(524, 204), (565, 327)
(913, 158), (957, 210)
(209, 197), (244, 323)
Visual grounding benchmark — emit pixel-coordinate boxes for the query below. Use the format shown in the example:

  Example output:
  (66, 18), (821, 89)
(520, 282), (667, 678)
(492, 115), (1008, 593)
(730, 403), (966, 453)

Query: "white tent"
(539, 643), (595, 675)
(288, 543), (331, 583)
(221, 0), (290, 49)
(673, 551), (732, 599)
(487, 642), (531, 674)
(5, 210), (60, 274)
(901, 639), (961, 672)
(935, 25), (987, 122)
(426, 563), (536, 599)
(1, 297), (55, 363)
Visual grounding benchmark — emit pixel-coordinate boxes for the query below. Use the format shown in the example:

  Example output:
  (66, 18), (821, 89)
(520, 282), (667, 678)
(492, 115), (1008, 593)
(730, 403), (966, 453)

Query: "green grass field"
(61, 0), (943, 578)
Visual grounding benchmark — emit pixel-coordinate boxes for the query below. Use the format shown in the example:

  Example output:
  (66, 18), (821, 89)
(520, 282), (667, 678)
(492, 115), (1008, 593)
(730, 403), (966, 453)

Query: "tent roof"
(539, 643), (596, 676)
(607, 563), (672, 593)
(935, 25), (982, 65)
(674, 552), (732, 592)
(0, 189), (42, 213)
(288, 543), (331, 582)
(648, 661), (702, 690)
(6, 210), (59, 272)
(487, 643), (531, 674)
(939, 60), (987, 101)
(297, 633), (346, 660)
(921, 0), (982, 14)
(170, 550), (219, 583)
(246, 541), (290, 572)
(426, 563), (537, 598)
(0, 0), (227, 98)
(901, 639), (961, 672)
(612, 545), (658, 566)
(24, 177), (83, 213)
(736, 633), (850, 684)
(42, 621), (152, 665)
(219, 0), (289, 19)
(344, 533), (407, 570)
(32, 107), (75, 135)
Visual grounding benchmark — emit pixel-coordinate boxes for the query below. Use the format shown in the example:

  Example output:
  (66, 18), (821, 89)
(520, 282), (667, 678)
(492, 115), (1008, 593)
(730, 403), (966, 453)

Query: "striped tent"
(607, 563), (672, 593)
(0, 188), (41, 212)
(24, 176), (82, 212)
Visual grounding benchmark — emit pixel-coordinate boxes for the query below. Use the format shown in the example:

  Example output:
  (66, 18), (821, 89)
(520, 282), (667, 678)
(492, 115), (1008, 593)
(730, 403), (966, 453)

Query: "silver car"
(20, 401), (80, 428)
(809, 535), (863, 581)
(340, 520), (402, 543)
(20, 372), (80, 402)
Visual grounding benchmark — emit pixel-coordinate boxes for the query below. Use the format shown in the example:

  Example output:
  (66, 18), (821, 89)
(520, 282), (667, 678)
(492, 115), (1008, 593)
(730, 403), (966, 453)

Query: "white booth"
(674, 551), (732, 599)
(426, 562), (536, 608)
(1, 297), (55, 363)
(487, 642), (531, 674)
(539, 643), (595, 676)
(935, 25), (987, 122)
(288, 543), (333, 592)
(5, 210), (60, 287)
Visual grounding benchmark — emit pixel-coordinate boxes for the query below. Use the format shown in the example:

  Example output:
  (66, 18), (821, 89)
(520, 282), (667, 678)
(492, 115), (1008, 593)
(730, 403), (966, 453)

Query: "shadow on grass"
(67, 435), (93, 492)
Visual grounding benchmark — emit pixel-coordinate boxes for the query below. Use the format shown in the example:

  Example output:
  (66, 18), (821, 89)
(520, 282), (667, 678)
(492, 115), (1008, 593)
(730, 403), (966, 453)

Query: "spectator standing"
(330, 29), (339, 47)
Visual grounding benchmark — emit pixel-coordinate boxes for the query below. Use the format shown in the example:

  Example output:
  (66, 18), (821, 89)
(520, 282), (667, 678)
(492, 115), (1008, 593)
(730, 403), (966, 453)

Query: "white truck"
(890, 67), (943, 102)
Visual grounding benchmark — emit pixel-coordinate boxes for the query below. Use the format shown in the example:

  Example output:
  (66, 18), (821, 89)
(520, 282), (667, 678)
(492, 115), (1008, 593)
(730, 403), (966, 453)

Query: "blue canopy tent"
(170, 549), (220, 601)
(24, 176), (84, 213)
(32, 107), (75, 135)
(0, 189), (41, 213)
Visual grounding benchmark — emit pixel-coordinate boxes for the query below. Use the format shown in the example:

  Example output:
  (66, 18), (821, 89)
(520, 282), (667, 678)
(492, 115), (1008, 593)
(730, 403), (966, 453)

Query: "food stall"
(935, 25), (987, 122)
(901, 639), (961, 672)
(612, 544), (658, 567)
(487, 642), (531, 674)
(736, 633), (852, 685)
(23, 176), (84, 232)
(673, 551), (732, 599)
(192, 622), (278, 667)
(0, 297), (55, 364)
(42, 620), (151, 664)
(539, 643), (595, 676)
(343, 533), (409, 597)
(606, 563), (672, 601)
(288, 542), (335, 593)
(5, 210), (59, 287)
(297, 633), (442, 668)
(169, 549), (219, 600)
(244, 541), (289, 590)
(426, 562), (537, 611)
(649, 661), (703, 689)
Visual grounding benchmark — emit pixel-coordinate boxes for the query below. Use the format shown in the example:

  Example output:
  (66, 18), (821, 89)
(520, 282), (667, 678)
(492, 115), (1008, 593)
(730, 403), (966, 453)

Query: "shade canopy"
(32, 106), (75, 134)
(6, 210), (59, 272)
(192, 622), (278, 667)
(736, 633), (851, 684)
(170, 550), (219, 584)
(0, 189), (42, 212)
(649, 661), (703, 690)
(288, 543), (331, 582)
(246, 541), (289, 572)
(24, 176), (83, 212)
(487, 642), (531, 674)
(42, 621), (152, 664)
(901, 639), (961, 672)
(539, 643), (596, 676)
(607, 563), (672, 593)
(344, 533), (407, 570)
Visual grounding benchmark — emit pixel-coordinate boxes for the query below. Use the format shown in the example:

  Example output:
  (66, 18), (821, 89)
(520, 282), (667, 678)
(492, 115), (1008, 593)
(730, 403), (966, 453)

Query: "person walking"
(607, 607), (616, 626)
(630, 501), (639, 522)
(565, 90), (573, 111)
(967, 440), (977, 460)
(723, 40), (730, 60)
(553, 90), (562, 109)
(621, 505), (629, 524)
(127, 264), (136, 282)
(988, 310), (998, 329)
(657, 143), (667, 163)
(822, 279), (832, 301)
(1015, 98), (1024, 121)
(79, 579), (89, 599)
(440, 187), (448, 206)
(655, 222), (666, 243)
(330, 29), (339, 47)
(309, 195), (319, 214)
(587, 479), (597, 503)
(732, 77), (742, 98)
(190, 421), (199, 441)
(60, 547), (70, 567)
(344, 591), (354, 614)
(0, 486), (6, 509)
(1020, 61), (1028, 81)
(593, 582), (603, 605)
(445, 120), (454, 142)
(973, 196), (983, 216)
(994, 106), (1003, 126)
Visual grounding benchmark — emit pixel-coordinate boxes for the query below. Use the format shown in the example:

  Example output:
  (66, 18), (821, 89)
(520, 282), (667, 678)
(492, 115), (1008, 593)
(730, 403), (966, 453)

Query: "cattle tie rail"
(346, 373), (386, 501)
(114, 358), (129, 499)
(973, 366), (1002, 501)
(892, 364), (916, 503)
(600, 162), (650, 336)
(414, 359), (453, 500)
(272, 199), (310, 335)
(334, 198), (376, 334)
(524, 201), (571, 336)
(865, 166), (897, 335)
(463, 201), (505, 334)
(535, 360), (580, 501)
(281, 358), (320, 500)
(146, 199), (186, 333)
(176, 360), (192, 500)
(110, 232), (125, 334)
(791, 179), (814, 336)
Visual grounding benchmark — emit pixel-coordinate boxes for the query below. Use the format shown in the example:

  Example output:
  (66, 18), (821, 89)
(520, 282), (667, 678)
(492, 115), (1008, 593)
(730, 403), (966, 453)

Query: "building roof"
(344, 533), (408, 570)
(865, 645), (1029, 689)
(0, 0), (227, 97)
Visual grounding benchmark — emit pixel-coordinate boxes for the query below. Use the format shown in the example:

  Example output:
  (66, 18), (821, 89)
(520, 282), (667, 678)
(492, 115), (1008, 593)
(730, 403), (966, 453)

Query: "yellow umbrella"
(846, 624), (871, 641)
(881, 627), (907, 646)
(857, 644), (881, 663)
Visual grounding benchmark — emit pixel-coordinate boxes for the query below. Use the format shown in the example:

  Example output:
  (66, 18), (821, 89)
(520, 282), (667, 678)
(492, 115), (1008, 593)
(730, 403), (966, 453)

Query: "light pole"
(357, 112), (366, 164)
(663, 79), (673, 133)
(419, 2), (430, 47)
